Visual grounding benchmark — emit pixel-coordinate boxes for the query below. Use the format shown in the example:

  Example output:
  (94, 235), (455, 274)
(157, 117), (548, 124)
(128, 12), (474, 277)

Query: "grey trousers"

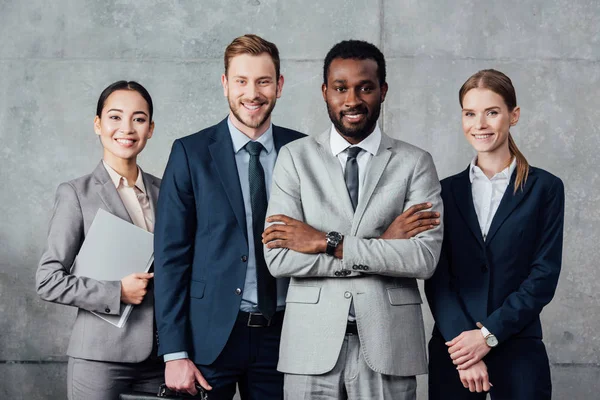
(67, 357), (164, 400)
(284, 335), (416, 400)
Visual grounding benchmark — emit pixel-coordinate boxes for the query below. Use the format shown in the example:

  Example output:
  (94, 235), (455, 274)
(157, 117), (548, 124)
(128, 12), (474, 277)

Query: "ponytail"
(508, 133), (529, 193)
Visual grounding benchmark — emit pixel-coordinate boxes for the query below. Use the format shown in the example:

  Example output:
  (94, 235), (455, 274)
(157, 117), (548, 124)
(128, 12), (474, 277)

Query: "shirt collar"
(329, 123), (382, 157)
(227, 117), (274, 155)
(102, 160), (146, 193)
(469, 156), (517, 183)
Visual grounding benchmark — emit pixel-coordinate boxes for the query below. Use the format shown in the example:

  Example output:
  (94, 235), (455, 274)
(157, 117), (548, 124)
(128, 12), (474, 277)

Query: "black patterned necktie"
(245, 141), (276, 319)
(345, 147), (362, 211)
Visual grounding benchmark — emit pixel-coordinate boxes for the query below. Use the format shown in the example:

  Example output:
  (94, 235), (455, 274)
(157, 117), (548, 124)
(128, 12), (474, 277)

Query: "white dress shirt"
(469, 157), (517, 240)
(329, 123), (382, 204)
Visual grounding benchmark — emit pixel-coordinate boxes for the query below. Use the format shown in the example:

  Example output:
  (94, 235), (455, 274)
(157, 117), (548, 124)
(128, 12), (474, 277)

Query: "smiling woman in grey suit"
(36, 81), (163, 400)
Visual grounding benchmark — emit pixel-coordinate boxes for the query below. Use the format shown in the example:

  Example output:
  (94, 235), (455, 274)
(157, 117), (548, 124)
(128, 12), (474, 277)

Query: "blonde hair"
(459, 69), (529, 193)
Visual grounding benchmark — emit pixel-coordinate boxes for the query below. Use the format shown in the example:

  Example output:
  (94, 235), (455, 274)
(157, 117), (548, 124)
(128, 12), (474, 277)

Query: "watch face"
(327, 231), (343, 243)
(486, 335), (499, 347)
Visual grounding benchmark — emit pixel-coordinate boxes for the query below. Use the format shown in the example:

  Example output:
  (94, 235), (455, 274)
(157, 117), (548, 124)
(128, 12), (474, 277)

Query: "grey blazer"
(36, 161), (161, 363)
(264, 129), (443, 376)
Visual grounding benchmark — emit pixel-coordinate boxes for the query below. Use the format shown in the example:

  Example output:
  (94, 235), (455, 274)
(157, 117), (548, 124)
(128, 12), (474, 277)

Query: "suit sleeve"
(425, 217), (476, 341)
(265, 146), (349, 278)
(482, 177), (565, 344)
(342, 151), (444, 279)
(35, 182), (121, 315)
(154, 140), (195, 355)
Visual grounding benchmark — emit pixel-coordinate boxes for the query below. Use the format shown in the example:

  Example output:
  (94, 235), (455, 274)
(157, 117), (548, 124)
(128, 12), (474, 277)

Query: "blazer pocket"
(286, 285), (321, 304)
(190, 280), (206, 299)
(387, 287), (422, 305)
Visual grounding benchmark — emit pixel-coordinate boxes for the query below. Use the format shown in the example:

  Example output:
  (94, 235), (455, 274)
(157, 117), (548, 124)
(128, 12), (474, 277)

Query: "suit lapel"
(352, 134), (392, 233)
(141, 169), (160, 217)
(93, 162), (133, 224)
(314, 129), (355, 221)
(451, 167), (485, 247)
(208, 119), (248, 240)
(485, 169), (537, 245)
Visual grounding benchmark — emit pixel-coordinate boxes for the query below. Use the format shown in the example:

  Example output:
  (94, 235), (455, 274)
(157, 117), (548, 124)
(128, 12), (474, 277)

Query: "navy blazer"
(154, 118), (305, 364)
(425, 166), (564, 344)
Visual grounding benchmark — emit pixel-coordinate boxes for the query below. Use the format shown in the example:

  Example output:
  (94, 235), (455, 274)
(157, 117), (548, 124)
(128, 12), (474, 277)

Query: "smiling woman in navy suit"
(425, 69), (564, 400)
(36, 81), (163, 400)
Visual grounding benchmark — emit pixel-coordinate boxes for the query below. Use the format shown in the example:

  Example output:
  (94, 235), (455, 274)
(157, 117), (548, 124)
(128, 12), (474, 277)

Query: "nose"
(344, 88), (360, 108)
(120, 119), (134, 133)
(475, 113), (488, 130)
(247, 82), (259, 100)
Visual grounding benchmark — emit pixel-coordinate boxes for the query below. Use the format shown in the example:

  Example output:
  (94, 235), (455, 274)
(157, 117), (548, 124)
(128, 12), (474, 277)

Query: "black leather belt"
(237, 311), (285, 327)
(346, 321), (359, 335)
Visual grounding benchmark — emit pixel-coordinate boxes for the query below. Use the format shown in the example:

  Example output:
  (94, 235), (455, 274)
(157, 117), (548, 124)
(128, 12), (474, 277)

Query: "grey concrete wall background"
(1, 0), (598, 398)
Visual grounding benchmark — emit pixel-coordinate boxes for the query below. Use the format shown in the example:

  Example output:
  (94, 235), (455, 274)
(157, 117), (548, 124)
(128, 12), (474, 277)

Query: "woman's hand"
(446, 329), (491, 370)
(120, 272), (153, 305)
(458, 360), (492, 392)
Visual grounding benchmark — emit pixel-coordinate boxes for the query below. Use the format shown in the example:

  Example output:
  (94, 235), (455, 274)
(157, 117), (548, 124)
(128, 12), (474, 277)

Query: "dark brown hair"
(96, 80), (153, 120)
(459, 69), (529, 193)
(224, 34), (280, 80)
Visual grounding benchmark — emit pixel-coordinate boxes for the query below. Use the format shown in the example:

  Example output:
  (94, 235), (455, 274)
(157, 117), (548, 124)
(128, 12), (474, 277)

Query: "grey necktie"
(245, 141), (277, 319)
(345, 147), (362, 211)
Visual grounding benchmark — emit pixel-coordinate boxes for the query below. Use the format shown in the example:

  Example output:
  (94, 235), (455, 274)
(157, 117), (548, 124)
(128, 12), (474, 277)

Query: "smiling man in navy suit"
(154, 34), (304, 399)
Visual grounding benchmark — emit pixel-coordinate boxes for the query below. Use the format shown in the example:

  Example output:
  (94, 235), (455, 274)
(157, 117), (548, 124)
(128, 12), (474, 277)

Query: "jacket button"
(344, 291), (352, 299)
(335, 271), (341, 277)
(105, 308), (111, 313)
(352, 265), (358, 270)
(363, 265), (369, 271)
(235, 288), (242, 295)
(345, 270), (351, 275)
(241, 255), (248, 262)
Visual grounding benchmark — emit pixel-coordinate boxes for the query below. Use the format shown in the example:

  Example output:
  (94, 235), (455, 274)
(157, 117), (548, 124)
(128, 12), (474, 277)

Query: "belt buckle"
(247, 312), (270, 327)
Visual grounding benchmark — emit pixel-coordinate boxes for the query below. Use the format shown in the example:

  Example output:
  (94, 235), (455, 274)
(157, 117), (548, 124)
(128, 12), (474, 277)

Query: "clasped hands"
(261, 202), (440, 254)
(447, 329), (493, 393)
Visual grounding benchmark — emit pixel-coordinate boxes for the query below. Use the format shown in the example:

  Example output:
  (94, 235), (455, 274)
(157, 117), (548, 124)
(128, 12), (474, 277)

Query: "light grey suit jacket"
(264, 129), (443, 376)
(36, 161), (161, 363)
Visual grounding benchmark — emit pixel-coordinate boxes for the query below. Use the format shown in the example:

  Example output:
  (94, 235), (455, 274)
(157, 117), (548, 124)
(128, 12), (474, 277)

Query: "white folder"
(71, 208), (154, 328)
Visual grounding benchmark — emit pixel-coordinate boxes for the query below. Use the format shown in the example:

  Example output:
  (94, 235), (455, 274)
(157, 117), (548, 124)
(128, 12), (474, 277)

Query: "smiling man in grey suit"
(262, 40), (443, 399)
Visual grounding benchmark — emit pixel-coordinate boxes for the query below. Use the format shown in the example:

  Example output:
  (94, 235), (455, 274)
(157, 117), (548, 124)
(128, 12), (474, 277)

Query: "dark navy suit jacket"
(425, 166), (564, 344)
(154, 118), (304, 364)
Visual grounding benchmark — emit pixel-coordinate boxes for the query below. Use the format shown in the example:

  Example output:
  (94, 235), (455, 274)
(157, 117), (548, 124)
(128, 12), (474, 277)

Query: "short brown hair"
(224, 34), (280, 80)
(459, 69), (529, 193)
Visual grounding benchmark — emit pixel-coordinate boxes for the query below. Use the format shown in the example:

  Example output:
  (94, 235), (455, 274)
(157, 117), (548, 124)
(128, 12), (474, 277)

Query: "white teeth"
(474, 134), (493, 139)
(244, 104), (261, 110)
(116, 139), (134, 145)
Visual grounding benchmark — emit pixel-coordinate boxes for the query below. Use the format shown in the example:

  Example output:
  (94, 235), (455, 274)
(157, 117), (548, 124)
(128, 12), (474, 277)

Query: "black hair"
(323, 40), (386, 86)
(96, 80), (154, 120)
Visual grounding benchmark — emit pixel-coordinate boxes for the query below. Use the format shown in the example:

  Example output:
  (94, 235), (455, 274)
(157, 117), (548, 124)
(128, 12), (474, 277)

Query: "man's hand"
(263, 215), (326, 254)
(447, 329), (491, 370)
(120, 272), (153, 305)
(379, 202), (440, 240)
(458, 360), (492, 393)
(165, 358), (212, 395)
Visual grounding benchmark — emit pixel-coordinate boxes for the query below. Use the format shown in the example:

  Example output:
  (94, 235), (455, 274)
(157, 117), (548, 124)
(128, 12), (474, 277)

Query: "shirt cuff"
(163, 351), (189, 362)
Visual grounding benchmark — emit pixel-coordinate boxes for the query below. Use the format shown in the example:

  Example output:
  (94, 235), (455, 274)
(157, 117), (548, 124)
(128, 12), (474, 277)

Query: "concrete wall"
(1, 0), (598, 398)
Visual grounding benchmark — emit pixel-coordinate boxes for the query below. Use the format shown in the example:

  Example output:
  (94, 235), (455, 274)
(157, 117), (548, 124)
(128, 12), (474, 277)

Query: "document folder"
(72, 208), (154, 328)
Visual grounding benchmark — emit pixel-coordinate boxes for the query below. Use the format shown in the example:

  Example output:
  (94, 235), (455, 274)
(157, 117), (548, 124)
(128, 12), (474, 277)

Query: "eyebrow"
(462, 106), (501, 112)
(331, 79), (375, 85)
(106, 108), (148, 117)
(232, 75), (273, 80)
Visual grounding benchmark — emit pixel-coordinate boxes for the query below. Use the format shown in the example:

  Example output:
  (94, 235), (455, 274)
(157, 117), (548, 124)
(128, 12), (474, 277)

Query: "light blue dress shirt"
(164, 117), (288, 362)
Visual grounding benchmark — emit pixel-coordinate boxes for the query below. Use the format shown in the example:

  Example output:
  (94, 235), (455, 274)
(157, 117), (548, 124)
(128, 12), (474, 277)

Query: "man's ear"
(221, 74), (229, 97)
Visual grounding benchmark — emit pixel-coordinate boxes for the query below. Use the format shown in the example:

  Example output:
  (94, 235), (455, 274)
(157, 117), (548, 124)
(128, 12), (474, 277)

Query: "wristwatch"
(325, 231), (343, 255)
(480, 325), (498, 348)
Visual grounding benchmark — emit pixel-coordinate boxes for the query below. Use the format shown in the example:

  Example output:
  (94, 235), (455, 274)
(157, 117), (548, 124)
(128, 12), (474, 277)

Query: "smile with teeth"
(115, 138), (135, 146)
(473, 133), (494, 140)
(242, 103), (263, 111)
(343, 113), (365, 121)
